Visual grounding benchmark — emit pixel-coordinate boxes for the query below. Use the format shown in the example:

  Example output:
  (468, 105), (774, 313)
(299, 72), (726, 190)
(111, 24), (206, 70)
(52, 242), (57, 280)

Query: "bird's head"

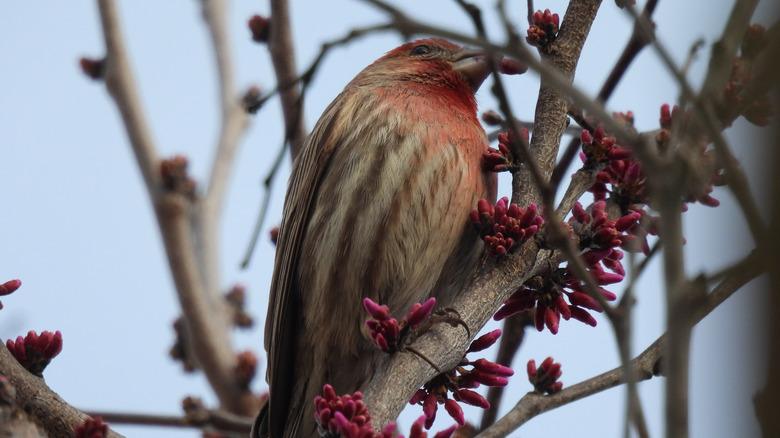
(353, 38), (495, 95)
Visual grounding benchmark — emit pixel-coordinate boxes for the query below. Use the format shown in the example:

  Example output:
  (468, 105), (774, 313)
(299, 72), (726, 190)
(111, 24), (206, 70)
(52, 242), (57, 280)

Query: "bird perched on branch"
(253, 38), (498, 438)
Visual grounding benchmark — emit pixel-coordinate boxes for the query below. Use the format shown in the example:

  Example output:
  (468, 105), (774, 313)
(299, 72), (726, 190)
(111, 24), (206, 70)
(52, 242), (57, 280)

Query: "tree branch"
(0, 346), (126, 437)
(476, 250), (764, 437)
(199, 0), (251, 299)
(97, 0), (160, 197)
(96, 0), (256, 416)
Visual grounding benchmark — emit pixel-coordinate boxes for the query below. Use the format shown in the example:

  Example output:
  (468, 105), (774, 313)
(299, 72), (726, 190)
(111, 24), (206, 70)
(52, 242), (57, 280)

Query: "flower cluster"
(314, 384), (394, 438)
(169, 317), (197, 372)
(471, 197), (543, 256)
(6, 330), (63, 377)
(570, 201), (641, 267)
(364, 297), (435, 353)
(225, 284), (254, 328)
(76, 416), (108, 438)
(248, 15), (271, 43)
(527, 357), (563, 394)
(482, 129), (529, 173)
(160, 155), (197, 199)
(314, 385), (456, 438)
(79, 57), (105, 80)
(234, 350), (258, 389)
(409, 330), (512, 429)
(526, 9), (560, 48)
(580, 124), (631, 166)
(0, 278), (21, 310)
(495, 266), (617, 334)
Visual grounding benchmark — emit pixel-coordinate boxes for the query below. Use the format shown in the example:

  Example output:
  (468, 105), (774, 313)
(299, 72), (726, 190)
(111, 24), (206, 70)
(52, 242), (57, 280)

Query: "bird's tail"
(250, 399), (269, 438)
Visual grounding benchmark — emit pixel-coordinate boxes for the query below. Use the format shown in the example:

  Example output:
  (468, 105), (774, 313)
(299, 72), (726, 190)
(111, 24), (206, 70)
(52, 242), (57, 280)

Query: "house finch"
(253, 38), (498, 438)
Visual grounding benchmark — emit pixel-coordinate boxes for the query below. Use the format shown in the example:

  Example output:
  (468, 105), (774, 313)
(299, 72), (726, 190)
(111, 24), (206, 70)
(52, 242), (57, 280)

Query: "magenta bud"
(454, 389), (490, 408)
(494, 197), (508, 220)
(407, 298), (435, 328)
(423, 393), (437, 419)
(581, 248), (611, 266)
(409, 389), (426, 405)
(608, 147), (632, 160)
(323, 384), (336, 400)
(472, 358), (514, 377)
(594, 270), (624, 285)
(572, 202), (589, 223)
(0, 279), (21, 295)
(554, 295), (571, 320)
(527, 359), (537, 377)
(534, 305), (545, 332)
(544, 307), (559, 334)
(614, 212), (641, 232)
(467, 329), (502, 353)
(520, 203), (539, 227)
(477, 198), (492, 216)
(581, 129), (592, 144)
(410, 416), (425, 435)
(444, 399), (465, 426)
(363, 298), (390, 320)
(570, 306), (597, 326)
(544, 362), (561, 379)
(471, 370), (509, 386)
(433, 425), (458, 438)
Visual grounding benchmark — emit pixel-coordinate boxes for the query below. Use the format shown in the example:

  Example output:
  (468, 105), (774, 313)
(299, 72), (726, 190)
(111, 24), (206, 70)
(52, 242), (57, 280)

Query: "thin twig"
(269, 0), (307, 160)
(476, 250), (764, 437)
(98, 0), (160, 196)
(82, 410), (254, 433)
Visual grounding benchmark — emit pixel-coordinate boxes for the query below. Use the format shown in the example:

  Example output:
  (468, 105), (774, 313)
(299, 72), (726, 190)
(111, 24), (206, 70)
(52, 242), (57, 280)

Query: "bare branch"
(96, 0), (256, 416)
(83, 409), (253, 433)
(269, 0), (307, 160)
(199, 0), (251, 295)
(0, 346), (126, 437)
(97, 0), (160, 197)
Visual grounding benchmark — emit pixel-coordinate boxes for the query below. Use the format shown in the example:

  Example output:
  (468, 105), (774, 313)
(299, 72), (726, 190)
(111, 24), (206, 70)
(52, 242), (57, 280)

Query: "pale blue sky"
(0, 1), (773, 437)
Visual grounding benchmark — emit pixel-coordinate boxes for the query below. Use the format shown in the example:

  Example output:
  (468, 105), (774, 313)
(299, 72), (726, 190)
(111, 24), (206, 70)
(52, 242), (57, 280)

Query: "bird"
(253, 38), (498, 438)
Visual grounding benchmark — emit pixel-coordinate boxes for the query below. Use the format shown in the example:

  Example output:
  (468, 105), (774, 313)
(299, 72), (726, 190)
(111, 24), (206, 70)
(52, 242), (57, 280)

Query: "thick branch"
(156, 194), (258, 416)
(0, 346), (126, 437)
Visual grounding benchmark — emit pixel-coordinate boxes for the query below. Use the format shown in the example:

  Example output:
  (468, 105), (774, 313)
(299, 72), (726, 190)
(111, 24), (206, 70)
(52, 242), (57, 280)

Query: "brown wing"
(262, 97), (344, 438)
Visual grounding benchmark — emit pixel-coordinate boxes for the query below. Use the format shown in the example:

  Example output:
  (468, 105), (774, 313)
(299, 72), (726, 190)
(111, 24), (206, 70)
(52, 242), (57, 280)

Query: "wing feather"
(264, 96), (345, 437)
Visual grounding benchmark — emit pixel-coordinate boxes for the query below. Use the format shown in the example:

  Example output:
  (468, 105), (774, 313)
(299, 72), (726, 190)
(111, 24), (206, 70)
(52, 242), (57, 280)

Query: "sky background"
(1, 1), (775, 437)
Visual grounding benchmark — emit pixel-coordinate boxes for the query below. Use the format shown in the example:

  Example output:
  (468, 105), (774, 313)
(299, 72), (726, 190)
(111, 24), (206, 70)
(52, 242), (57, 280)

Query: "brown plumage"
(253, 38), (498, 438)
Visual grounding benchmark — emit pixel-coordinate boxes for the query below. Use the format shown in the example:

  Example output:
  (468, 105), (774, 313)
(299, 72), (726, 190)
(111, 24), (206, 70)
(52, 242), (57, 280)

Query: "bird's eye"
(411, 45), (431, 56)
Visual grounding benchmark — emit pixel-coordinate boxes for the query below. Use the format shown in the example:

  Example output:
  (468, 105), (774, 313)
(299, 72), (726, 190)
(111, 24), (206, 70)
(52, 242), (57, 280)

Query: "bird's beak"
(452, 47), (498, 93)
